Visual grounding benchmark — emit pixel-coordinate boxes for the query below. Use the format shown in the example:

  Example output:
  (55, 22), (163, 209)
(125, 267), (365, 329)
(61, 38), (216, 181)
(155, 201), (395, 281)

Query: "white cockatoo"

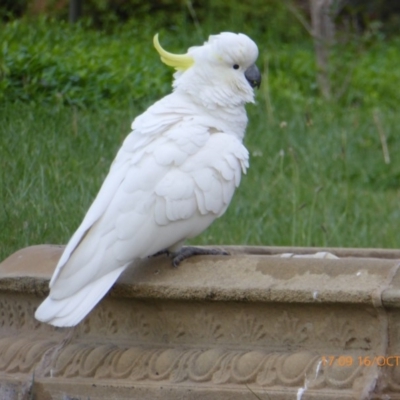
(35, 32), (261, 327)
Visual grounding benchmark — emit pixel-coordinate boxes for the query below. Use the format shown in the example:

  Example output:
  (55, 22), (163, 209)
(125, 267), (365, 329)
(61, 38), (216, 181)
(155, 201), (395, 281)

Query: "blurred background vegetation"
(1, 0), (400, 260)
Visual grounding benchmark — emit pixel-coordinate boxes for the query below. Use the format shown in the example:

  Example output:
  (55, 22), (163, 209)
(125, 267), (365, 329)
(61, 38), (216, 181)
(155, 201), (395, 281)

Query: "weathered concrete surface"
(1, 245), (400, 399)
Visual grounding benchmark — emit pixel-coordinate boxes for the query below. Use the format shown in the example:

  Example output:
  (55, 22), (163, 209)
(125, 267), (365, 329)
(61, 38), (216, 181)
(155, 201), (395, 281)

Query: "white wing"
(35, 93), (248, 327)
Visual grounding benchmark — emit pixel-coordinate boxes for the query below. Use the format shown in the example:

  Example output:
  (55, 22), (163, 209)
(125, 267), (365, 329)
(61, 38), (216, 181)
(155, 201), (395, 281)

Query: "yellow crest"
(153, 34), (194, 71)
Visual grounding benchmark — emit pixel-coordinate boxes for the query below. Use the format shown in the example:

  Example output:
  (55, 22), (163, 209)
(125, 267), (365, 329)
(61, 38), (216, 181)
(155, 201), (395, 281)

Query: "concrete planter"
(0, 245), (400, 399)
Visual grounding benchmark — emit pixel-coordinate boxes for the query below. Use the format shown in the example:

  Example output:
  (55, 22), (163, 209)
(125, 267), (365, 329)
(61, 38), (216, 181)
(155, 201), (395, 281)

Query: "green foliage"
(347, 39), (400, 108)
(0, 18), (172, 107)
(1, 14), (400, 260)
(0, 0), (26, 21)
(193, 0), (307, 43)
(2, 14), (399, 110)
(263, 36), (400, 109)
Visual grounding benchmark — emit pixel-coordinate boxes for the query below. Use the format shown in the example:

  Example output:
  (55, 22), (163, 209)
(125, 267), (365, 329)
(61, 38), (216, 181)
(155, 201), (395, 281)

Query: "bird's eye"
(233, 64), (240, 70)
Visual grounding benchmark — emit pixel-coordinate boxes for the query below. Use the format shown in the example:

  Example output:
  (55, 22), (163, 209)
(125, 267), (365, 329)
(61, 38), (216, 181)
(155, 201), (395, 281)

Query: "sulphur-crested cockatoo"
(35, 32), (261, 327)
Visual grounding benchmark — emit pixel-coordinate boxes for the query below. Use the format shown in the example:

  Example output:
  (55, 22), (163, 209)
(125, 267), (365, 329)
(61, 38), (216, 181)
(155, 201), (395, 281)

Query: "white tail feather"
(35, 266), (126, 327)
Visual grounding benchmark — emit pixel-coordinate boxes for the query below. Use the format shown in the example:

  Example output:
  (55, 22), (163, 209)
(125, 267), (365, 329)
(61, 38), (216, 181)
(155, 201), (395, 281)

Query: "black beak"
(245, 64), (261, 89)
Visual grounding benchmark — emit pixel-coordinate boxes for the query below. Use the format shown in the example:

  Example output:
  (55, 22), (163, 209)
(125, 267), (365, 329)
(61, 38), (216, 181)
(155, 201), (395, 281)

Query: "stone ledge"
(2, 245), (400, 307)
(0, 245), (400, 399)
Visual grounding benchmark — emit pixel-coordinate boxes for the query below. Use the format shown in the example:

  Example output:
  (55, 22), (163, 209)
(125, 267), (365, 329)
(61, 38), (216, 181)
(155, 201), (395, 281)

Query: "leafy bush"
(1, 15), (400, 110)
(0, 18), (173, 107)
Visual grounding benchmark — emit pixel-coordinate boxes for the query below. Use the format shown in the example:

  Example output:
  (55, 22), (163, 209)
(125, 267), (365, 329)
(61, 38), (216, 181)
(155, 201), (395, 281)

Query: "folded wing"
(35, 95), (248, 327)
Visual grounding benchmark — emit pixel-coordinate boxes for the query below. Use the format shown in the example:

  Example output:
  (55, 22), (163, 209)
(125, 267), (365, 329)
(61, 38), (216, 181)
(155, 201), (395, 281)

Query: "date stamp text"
(321, 355), (400, 367)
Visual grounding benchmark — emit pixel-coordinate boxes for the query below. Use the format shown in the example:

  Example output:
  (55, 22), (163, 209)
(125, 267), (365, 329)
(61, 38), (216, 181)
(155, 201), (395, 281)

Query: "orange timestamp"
(321, 355), (400, 367)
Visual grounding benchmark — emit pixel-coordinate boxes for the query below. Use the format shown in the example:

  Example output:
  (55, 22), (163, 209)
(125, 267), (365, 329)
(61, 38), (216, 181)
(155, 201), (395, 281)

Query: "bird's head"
(154, 33), (261, 108)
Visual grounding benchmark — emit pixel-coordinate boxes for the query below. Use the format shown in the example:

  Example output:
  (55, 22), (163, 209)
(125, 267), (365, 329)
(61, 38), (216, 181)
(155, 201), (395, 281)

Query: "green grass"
(1, 16), (400, 261)
(2, 100), (400, 261)
(204, 103), (400, 249)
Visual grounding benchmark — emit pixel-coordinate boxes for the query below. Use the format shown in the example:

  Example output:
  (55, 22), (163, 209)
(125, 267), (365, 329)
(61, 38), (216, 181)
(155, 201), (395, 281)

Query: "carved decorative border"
(0, 295), (377, 351)
(0, 289), (394, 396)
(0, 336), (368, 389)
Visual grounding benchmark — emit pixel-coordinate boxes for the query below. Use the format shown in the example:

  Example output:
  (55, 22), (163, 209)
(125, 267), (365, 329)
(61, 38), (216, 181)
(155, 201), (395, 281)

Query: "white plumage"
(35, 32), (261, 326)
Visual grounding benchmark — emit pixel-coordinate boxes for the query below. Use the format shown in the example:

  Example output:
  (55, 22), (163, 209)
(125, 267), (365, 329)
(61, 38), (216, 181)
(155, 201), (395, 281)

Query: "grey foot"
(150, 249), (169, 258)
(171, 246), (229, 267)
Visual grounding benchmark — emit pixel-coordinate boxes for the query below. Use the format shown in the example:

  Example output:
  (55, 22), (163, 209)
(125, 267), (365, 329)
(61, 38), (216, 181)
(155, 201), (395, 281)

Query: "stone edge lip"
(1, 244), (400, 307)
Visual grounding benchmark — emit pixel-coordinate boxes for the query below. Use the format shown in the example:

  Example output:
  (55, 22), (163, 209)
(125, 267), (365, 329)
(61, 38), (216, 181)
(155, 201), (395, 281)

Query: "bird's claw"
(171, 246), (229, 267)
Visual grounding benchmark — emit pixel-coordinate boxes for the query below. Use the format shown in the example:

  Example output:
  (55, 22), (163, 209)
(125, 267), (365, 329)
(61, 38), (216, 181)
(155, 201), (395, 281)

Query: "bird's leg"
(150, 249), (171, 258)
(149, 247), (229, 267)
(171, 246), (229, 268)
